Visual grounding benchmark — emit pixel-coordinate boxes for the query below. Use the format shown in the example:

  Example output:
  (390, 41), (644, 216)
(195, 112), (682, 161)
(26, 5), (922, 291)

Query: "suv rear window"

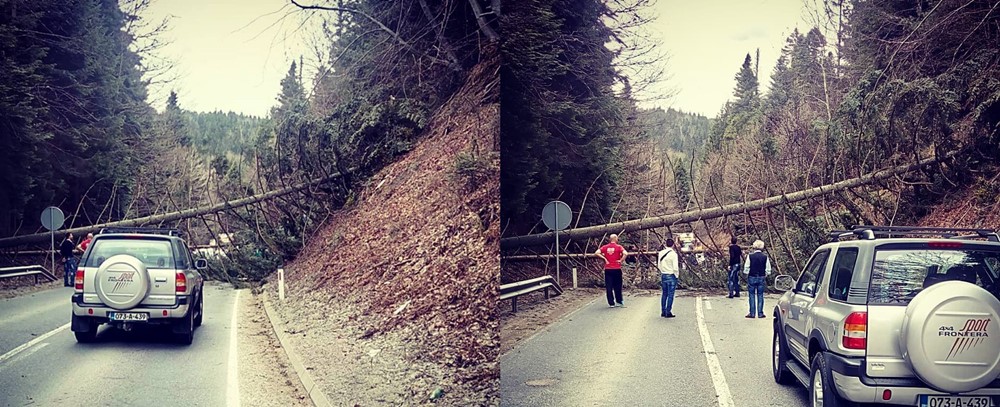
(83, 238), (175, 269)
(869, 247), (1000, 305)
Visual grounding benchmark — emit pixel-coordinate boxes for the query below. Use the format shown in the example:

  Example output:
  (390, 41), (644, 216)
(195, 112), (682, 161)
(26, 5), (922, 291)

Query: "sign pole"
(50, 228), (55, 278)
(555, 209), (560, 285)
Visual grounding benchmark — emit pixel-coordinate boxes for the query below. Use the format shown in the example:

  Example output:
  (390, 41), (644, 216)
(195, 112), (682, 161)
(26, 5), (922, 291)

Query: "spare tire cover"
(94, 254), (150, 310)
(900, 280), (1000, 393)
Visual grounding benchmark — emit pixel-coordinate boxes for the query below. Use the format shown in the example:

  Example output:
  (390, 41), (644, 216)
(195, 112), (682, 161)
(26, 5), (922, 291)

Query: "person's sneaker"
(745, 314), (756, 318)
(758, 314), (766, 319)
(616, 302), (625, 308)
(665, 313), (676, 318)
(734, 295), (740, 298)
(609, 304), (616, 308)
(661, 312), (667, 317)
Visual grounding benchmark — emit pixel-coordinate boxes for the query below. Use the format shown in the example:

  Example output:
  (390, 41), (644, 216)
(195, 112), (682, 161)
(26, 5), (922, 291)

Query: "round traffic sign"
(542, 201), (572, 231)
(40, 206), (64, 231)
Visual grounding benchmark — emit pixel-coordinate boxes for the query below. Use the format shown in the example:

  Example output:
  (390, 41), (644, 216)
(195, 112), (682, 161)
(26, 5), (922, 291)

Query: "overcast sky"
(143, 0), (322, 117)
(641, 0), (811, 117)
(143, 0), (811, 119)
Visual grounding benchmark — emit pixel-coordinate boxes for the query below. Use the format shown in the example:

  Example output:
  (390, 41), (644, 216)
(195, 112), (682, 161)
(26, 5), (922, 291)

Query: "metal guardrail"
(500, 275), (563, 312)
(0, 265), (58, 284)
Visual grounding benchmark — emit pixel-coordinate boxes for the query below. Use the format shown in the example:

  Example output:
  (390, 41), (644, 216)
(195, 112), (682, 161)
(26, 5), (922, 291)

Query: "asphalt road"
(500, 290), (812, 407)
(0, 282), (241, 407)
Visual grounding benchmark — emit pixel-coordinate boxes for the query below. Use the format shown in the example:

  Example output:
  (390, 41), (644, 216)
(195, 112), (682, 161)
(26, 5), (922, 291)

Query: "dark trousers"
(63, 257), (77, 286)
(728, 264), (741, 297)
(661, 273), (677, 314)
(604, 269), (623, 305)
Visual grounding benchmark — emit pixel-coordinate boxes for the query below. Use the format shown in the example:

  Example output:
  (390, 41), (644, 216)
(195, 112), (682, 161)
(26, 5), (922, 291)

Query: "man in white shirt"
(658, 238), (680, 318)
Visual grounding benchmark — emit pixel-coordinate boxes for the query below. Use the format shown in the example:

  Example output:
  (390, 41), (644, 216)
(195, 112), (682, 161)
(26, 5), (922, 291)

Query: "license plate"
(919, 395), (997, 407)
(109, 312), (148, 322)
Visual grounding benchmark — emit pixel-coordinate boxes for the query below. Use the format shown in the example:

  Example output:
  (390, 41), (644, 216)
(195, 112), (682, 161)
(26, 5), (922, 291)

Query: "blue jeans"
(727, 264), (741, 297)
(747, 275), (766, 316)
(660, 274), (677, 315)
(63, 257), (77, 286)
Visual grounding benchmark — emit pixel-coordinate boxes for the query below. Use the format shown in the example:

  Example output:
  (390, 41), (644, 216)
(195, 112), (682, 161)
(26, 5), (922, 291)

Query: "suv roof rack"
(828, 225), (1000, 242)
(98, 227), (183, 238)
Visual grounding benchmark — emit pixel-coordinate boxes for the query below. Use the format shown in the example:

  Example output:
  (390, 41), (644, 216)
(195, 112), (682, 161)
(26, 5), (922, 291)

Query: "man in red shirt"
(595, 234), (629, 307)
(76, 233), (93, 253)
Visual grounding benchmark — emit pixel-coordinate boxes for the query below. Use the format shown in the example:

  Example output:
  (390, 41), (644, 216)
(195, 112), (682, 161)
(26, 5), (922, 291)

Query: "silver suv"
(772, 226), (1000, 406)
(71, 227), (207, 345)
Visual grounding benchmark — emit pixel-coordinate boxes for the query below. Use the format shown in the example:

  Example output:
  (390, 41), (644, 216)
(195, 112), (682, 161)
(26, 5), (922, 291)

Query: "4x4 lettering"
(939, 326), (954, 331)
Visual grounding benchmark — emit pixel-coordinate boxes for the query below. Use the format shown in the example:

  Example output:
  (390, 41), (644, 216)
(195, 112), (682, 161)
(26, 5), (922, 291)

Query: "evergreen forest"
(500, 0), (1000, 282)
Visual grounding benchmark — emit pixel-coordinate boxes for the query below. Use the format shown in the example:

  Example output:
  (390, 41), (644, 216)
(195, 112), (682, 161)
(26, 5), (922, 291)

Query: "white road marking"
(696, 296), (735, 407)
(227, 290), (241, 407)
(0, 323), (69, 365)
(2, 343), (49, 369)
(705, 300), (713, 310)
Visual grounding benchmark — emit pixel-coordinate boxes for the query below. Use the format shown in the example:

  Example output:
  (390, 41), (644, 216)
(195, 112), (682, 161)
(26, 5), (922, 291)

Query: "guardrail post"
(278, 268), (285, 301)
(572, 267), (577, 289)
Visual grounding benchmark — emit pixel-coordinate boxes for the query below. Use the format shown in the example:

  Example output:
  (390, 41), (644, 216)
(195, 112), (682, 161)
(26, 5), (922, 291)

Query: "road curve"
(0, 282), (240, 407)
(501, 291), (811, 407)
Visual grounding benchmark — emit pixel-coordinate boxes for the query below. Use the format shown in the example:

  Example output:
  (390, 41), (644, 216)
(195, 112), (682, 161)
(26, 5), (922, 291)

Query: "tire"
(94, 254), (150, 310)
(74, 328), (97, 343)
(193, 291), (203, 328)
(175, 307), (194, 345)
(810, 352), (856, 407)
(773, 321), (794, 385)
(900, 280), (1000, 393)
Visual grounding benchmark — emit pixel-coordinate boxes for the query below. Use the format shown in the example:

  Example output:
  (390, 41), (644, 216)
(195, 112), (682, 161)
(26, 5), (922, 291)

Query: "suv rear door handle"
(154, 277), (167, 282)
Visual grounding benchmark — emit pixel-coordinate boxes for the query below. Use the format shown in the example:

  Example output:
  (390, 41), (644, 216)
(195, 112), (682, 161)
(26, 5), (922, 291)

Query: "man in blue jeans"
(727, 237), (742, 298)
(742, 239), (771, 318)
(658, 238), (679, 318)
(59, 232), (77, 287)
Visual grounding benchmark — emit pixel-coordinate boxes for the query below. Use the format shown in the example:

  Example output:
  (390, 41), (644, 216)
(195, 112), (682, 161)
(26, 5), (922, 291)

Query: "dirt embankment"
(264, 48), (499, 405)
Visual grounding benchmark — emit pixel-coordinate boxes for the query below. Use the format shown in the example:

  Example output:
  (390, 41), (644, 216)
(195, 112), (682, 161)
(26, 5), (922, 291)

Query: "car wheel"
(810, 352), (856, 407)
(74, 328), (97, 343)
(175, 308), (194, 345)
(773, 321), (794, 385)
(193, 292), (203, 328)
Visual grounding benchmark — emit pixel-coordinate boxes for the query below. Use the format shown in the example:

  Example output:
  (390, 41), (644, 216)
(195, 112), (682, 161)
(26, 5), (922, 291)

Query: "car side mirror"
(195, 259), (208, 270)
(774, 274), (795, 291)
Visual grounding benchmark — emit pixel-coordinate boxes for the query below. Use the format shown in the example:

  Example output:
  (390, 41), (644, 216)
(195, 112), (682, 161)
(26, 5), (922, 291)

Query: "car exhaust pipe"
(121, 322), (133, 332)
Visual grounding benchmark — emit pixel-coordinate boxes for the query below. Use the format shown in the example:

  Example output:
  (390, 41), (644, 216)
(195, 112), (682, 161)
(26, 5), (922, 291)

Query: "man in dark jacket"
(742, 239), (771, 318)
(60, 233), (76, 287)
(727, 237), (742, 298)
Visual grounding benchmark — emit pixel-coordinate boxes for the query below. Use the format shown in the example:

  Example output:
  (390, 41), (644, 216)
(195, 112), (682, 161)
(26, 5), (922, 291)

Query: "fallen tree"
(0, 170), (349, 248)
(500, 152), (954, 249)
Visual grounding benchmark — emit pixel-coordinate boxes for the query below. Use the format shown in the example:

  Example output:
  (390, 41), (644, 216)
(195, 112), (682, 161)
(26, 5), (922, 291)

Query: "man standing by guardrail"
(595, 234), (628, 308)
(59, 233), (76, 287)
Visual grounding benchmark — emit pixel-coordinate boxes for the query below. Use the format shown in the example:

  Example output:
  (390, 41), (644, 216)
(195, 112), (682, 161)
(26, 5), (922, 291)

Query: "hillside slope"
(269, 49), (499, 403)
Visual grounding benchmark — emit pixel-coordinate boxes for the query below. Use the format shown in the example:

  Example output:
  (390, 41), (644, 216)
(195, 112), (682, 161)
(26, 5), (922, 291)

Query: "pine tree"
(733, 53), (760, 113)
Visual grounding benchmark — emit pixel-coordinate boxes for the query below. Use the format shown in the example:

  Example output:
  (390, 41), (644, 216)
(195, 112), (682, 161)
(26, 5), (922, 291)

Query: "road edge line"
(0, 322), (69, 364)
(261, 290), (333, 407)
(500, 295), (599, 359)
(227, 289), (241, 407)
(696, 296), (735, 407)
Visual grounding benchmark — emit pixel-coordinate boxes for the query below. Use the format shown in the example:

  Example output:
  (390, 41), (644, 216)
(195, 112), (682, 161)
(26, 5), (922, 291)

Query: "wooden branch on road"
(500, 152), (956, 249)
(0, 170), (351, 248)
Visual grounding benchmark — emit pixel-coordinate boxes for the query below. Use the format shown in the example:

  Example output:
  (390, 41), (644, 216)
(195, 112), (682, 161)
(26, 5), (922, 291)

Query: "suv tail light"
(175, 271), (187, 294)
(74, 269), (84, 291)
(843, 311), (868, 349)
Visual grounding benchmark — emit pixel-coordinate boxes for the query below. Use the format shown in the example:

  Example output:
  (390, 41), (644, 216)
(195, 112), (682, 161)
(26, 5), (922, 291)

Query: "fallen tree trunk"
(500, 153), (952, 249)
(0, 171), (349, 248)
